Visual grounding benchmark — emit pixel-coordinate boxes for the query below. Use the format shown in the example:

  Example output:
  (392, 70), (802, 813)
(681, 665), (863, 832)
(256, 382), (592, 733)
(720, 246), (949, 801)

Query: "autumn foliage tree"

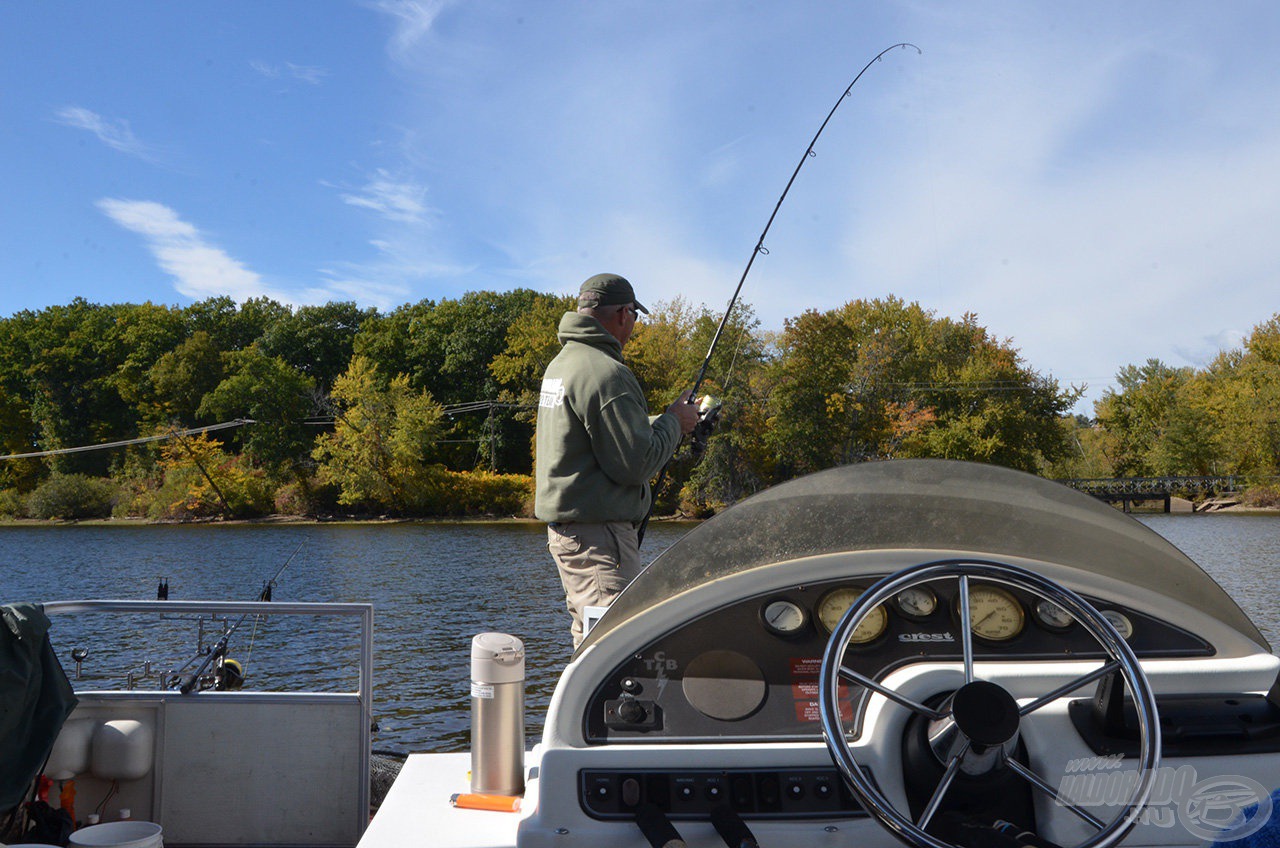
(311, 357), (445, 513)
(765, 297), (1075, 475)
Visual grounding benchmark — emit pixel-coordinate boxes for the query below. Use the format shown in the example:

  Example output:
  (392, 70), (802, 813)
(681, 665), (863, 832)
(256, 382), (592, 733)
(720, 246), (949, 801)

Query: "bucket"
(68, 821), (163, 848)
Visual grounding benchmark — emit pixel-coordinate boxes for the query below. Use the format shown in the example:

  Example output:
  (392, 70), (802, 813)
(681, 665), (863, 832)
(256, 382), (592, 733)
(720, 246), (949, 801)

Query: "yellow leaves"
(313, 356), (447, 511)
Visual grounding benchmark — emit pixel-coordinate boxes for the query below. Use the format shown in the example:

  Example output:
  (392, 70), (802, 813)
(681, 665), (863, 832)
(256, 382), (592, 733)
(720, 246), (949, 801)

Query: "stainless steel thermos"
(469, 632), (525, 795)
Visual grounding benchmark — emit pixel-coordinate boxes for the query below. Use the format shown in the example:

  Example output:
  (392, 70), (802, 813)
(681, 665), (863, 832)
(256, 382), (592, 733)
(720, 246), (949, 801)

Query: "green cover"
(0, 603), (78, 814)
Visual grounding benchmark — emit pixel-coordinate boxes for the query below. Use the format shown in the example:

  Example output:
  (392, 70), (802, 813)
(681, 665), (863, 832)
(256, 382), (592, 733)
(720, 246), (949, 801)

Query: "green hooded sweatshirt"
(534, 312), (681, 523)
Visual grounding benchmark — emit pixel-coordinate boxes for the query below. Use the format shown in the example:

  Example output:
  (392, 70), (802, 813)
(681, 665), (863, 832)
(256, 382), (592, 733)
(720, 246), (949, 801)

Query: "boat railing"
(41, 599), (374, 847)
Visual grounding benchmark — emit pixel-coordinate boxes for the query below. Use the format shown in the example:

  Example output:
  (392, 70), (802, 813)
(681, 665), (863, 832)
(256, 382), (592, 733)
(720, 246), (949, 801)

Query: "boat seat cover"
(0, 603), (78, 815)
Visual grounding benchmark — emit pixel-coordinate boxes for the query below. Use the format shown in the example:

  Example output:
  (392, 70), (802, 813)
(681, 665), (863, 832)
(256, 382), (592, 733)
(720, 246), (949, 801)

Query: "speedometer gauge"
(959, 584), (1025, 641)
(817, 587), (888, 643)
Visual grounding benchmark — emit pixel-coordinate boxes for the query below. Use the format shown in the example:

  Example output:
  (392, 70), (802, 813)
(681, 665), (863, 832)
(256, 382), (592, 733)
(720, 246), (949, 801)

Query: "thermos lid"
(471, 632), (525, 684)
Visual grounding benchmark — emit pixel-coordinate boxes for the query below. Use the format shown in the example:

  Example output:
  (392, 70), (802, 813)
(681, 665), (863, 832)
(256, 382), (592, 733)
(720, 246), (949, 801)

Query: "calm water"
(0, 521), (689, 754)
(3, 515), (1279, 753)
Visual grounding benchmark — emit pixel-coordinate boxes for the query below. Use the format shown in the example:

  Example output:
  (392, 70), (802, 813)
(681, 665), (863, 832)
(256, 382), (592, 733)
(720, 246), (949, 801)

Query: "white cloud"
(97, 199), (278, 302)
(54, 106), (158, 161)
(367, 0), (450, 61)
(250, 60), (327, 85)
(98, 198), (417, 310)
(338, 169), (434, 224)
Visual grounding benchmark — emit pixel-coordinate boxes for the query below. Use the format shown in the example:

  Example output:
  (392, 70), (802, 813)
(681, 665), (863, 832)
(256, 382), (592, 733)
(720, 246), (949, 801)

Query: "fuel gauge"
(761, 599), (808, 636)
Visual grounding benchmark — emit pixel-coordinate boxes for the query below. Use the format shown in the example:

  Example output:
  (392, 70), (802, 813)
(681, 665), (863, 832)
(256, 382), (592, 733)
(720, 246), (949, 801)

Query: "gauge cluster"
(760, 580), (1146, 647)
(586, 575), (1212, 744)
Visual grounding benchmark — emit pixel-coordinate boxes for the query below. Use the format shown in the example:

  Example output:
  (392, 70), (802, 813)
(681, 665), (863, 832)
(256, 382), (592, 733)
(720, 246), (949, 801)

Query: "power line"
(0, 419), (255, 461)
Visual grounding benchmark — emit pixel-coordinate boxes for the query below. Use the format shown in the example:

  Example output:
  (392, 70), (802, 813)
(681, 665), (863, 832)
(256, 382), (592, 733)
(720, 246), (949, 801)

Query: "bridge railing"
(1058, 475), (1244, 497)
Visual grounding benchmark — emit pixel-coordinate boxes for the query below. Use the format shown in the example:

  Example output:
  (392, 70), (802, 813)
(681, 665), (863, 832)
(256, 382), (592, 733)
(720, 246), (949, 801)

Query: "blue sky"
(3, 2), (1279, 413)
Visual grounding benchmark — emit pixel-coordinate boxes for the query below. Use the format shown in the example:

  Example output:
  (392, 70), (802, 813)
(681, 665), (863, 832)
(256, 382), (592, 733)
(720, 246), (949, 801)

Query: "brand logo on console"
(898, 632), (955, 643)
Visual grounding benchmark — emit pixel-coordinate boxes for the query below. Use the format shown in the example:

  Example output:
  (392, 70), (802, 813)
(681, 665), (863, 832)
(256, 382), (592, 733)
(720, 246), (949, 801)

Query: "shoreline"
(1, 506), (1277, 528)
(0, 513), (705, 528)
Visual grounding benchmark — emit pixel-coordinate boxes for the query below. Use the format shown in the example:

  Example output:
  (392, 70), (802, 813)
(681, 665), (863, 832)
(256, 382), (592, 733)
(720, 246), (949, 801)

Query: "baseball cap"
(578, 273), (648, 314)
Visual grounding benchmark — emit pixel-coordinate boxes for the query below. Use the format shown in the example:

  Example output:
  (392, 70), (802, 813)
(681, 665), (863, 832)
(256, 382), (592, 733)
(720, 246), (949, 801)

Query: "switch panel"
(579, 768), (867, 820)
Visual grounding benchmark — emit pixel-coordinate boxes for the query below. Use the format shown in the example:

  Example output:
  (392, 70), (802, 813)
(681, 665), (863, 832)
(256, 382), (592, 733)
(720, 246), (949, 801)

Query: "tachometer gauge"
(1034, 599), (1074, 631)
(1102, 609), (1134, 640)
(895, 586), (938, 619)
(817, 587), (888, 643)
(959, 584), (1025, 641)
(761, 599), (807, 636)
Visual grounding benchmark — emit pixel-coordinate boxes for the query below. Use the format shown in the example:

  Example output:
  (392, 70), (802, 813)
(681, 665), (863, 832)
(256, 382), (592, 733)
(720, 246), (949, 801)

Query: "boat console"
(368, 460), (1280, 848)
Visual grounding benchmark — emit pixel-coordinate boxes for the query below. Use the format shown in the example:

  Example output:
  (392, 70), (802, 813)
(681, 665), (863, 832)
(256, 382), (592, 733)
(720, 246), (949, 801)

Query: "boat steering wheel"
(818, 560), (1161, 848)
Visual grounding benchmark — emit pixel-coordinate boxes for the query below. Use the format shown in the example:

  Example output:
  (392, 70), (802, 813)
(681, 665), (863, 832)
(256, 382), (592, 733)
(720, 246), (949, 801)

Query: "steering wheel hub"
(951, 680), (1020, 747)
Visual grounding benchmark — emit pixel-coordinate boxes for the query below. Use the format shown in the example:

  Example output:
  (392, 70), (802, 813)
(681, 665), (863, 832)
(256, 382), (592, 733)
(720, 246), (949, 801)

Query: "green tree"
(353, 300), (435, 383)
(259, 301), (375, 393)
(489, 294), (576, 471)
(766, 297), (1074, 475)
(1041, 415), (1117, 480)
(312, 356), (445, 511)
(1094, 359), (1196, 476)
(4, 299), (139, 475)
(199, 345), (316, 475)
(143, 331), (225, 426)
(400, 290), (544, 472)
(108, 302), (190, 420)
(1198, 318), (1280, 475)
(184, 296), (290, 352)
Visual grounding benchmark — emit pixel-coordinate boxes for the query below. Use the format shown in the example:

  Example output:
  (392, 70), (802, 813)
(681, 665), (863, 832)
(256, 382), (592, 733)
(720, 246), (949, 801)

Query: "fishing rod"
(177, 538), (305, 694)
(639, 43), (921, 544)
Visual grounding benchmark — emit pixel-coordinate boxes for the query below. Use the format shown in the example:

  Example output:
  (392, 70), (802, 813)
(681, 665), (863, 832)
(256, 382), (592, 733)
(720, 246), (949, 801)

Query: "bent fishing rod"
(177, 538), (305, 694)
(639, 43), (921, 545)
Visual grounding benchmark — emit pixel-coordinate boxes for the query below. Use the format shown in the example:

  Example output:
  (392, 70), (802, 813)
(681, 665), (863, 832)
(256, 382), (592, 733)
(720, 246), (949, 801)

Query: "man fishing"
(535, 273), (699, 648)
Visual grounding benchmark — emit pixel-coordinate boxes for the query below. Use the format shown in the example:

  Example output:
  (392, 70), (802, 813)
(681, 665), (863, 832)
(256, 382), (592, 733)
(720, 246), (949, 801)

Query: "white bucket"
(68, 821), (163, 848)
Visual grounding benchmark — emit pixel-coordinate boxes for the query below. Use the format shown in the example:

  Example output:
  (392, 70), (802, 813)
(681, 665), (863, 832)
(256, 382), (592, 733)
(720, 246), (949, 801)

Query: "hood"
(557, 312), (623, 361)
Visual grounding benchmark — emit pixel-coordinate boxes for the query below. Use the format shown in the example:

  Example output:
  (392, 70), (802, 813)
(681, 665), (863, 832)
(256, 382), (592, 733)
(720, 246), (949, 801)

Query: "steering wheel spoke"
(819, 559), (1161, 848)
(1005, 758), (1107, 830)
(916, 739), (969, 831)
(1019, 661), (1120, 717)
(958, 575), (975, 684)
(838, 664), (946, 720)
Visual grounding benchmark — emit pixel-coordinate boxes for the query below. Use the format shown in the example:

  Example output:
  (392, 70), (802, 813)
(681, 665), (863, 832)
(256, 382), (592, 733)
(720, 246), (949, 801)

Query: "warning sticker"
(470, 682), (495, 699)
(789, 657), (822, 678)
(788, 658), (855, 723)
(794, 699), (854, 723)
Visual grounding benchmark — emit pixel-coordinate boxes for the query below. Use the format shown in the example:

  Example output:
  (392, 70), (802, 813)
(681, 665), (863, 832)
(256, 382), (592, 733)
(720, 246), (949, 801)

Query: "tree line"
(1, 292), (1277, 520)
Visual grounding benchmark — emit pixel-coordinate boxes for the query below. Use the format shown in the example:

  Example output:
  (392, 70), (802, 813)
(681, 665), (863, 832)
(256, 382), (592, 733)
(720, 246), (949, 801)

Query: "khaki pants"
(547, 521), (641, 648)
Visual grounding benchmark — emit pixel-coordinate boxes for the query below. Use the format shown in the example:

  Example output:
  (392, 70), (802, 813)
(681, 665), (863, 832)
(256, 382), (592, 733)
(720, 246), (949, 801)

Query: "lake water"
(3, 514), (1280, 754)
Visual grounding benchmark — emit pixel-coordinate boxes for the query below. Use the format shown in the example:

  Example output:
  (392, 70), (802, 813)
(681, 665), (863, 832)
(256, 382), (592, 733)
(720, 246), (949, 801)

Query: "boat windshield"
(585, 459), (1264, 649)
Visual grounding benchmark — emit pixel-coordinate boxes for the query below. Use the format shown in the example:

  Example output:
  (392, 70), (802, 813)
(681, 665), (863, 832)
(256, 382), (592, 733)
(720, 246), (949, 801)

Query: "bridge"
(1057, 475), (1244, 513)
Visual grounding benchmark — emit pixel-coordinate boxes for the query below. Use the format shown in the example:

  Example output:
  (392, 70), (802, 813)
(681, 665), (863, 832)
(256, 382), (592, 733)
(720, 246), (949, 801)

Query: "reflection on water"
(2, 514), (1279, 753)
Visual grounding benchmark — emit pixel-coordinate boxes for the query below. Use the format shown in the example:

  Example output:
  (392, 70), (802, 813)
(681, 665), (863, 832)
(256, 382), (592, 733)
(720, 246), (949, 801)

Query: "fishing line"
(239, 538), (306, 684)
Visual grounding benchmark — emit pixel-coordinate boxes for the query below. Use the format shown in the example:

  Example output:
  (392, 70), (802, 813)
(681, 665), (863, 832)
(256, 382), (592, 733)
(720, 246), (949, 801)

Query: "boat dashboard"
(512, 460), (1280, 848)
(584, 574), (1212, 746)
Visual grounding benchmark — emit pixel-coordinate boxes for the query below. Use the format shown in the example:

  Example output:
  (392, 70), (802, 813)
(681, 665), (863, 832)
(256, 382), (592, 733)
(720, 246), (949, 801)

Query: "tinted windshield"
(585, 459), (1264, 649)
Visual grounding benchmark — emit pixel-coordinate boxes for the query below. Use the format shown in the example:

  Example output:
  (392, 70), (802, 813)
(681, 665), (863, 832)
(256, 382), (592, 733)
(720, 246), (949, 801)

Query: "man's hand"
(667, 390), (699, 436)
